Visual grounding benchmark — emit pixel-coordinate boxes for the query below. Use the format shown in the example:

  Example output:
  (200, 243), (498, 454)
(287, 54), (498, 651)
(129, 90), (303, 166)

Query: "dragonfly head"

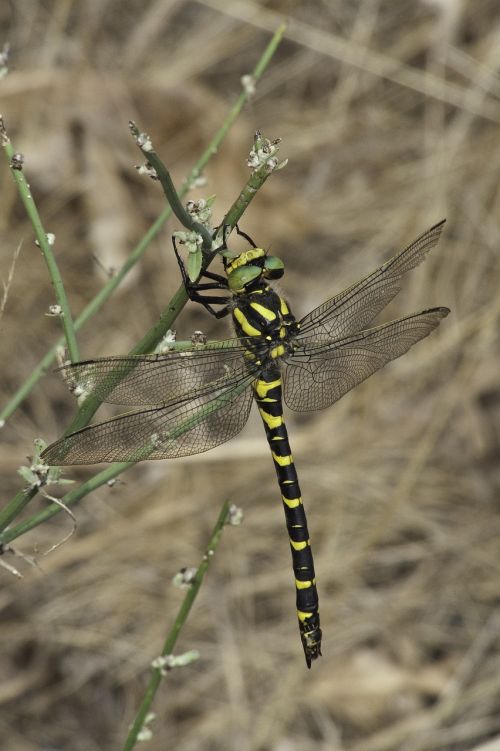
(223, 247), (284, 292)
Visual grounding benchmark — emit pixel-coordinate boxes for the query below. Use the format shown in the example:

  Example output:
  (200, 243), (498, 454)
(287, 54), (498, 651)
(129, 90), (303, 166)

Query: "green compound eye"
(264, 255), (284, 279)
(227, 264), (262, 290)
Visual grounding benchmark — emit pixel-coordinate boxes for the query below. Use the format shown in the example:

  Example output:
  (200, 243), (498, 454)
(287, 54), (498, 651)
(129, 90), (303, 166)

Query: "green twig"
(122, 500), (232, 751)
(0, 116), (80, 363)
(218, 132), (287, 242)
(130, 122), (213, 251)
(0, 487), (38, 535)
(0, 22), (287, 426)
(0, 462), (133, 544)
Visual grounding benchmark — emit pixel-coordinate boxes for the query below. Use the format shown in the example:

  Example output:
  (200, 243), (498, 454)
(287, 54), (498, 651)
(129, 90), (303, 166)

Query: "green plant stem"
(0, 21), (287, 426)
(0, 462), (133, 544)
(1, 131), (80, 363)
(0, 487), (38, 534)
(219, 159), (277, 240)
(131, 129), (213, 251)
(122, 500), (231, 751)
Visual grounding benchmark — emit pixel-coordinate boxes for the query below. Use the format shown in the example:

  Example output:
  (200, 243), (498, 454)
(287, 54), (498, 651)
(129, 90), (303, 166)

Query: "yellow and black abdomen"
(231, 286), (322, 666)
(253, 375), (322, 667)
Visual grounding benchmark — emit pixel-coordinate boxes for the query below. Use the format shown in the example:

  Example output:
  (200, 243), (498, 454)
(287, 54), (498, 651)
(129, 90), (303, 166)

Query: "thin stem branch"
(122, 500), (232, 751)
(0, 462), (133, 544)
(0, 487), (38, 535)
(130, 123), (213, 251)
(0, 117), (80, 362)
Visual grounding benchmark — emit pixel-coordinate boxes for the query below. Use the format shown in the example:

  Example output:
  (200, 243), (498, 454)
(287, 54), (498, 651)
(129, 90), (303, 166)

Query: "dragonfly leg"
(188, 281), (227, 291)
(185, 294), (231, 319)
(235, 224), (258, 248)
(213, 222), (257, 252)
(172, 235), (231, 319)
(202, 269), (227, 285)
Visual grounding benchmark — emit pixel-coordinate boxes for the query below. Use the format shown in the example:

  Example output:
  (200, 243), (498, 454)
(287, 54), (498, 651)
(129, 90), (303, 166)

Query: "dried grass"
(1, 1), (500, 750)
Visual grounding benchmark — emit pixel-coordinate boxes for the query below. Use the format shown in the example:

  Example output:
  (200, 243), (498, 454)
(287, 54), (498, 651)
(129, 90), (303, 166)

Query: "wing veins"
(297, 221), (445, 340)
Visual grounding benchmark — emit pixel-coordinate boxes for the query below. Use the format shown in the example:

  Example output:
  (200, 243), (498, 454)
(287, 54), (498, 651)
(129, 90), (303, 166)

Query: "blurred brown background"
(1, 1), (500, 750)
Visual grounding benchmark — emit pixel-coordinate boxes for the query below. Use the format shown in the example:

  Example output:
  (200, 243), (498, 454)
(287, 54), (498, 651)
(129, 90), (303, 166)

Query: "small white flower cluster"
(172, 566), (198, 590)
(185, 196), (215, 226)
(241, 73), (256, 96)
(151, 650), (200, 675)
(154, 330), (177, 354)
(136, 162), (158, 180)
(173, 229), (203, 256)
(247, 130), (288, 173)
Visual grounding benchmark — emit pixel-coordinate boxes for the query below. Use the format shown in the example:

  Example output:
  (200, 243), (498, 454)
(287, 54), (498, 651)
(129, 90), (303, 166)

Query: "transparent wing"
(41, 371), (256, 465)
(58, 338), (256, 406)
(283, 307), (449, 411)
(296, 221), (446, 342)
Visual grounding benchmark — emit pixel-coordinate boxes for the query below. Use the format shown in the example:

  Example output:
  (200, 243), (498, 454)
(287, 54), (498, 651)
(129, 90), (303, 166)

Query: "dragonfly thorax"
(231, 284), (299, 367)
(223, 247), (285, 293)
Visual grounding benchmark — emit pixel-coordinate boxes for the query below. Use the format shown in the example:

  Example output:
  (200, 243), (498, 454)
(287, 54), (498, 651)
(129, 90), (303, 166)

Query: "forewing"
(296, 221), (445, 342)
(41, 373), (256, 465)
(58, 338), (252, 406)
(284, 307), (449, 411)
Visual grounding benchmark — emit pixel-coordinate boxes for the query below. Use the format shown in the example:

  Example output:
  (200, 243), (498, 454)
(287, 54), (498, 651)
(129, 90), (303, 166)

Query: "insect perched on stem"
(42, 220), (449, 667)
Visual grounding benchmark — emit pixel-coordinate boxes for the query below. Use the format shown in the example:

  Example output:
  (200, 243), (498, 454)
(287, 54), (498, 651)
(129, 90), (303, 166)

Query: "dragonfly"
(41, 220), (449, 667)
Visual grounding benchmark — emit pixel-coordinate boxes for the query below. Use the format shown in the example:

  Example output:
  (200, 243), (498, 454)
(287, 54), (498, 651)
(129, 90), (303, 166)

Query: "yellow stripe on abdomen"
(297, 609), (314, 622)
(282, 495), (302, 509)
(254, 378), (281, 398)
(258, 408), (283, 430)
(295, 578), (315, 590)
(272, 452), (293, 467)
(290, 539), (309, 551)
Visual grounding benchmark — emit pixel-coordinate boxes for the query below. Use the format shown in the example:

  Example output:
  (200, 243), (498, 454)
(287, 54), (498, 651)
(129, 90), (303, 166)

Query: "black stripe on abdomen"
(253, 375), (322, 667)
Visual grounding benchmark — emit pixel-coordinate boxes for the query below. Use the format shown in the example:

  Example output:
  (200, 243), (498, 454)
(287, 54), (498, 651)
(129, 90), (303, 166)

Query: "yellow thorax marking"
(233, 308), (260, 337)
(250, 302), (276, 321)
(226, 248), (265, 274)
(280, 298), (290, 316)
